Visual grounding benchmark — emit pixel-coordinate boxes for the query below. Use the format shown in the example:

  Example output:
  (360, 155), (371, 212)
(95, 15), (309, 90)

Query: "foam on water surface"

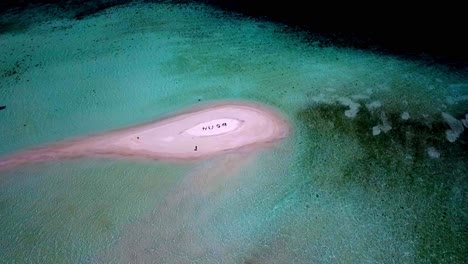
(0, 1), (467, 263)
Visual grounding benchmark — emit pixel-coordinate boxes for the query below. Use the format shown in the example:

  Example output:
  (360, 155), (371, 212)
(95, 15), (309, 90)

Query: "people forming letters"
(202, 122), (228, 131)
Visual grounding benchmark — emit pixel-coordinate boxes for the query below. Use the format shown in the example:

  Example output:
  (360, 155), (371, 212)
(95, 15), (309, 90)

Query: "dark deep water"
(1, 0), (467, 68)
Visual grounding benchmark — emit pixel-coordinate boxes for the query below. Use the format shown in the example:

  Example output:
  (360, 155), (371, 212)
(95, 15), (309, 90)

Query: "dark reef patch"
(297, 102), (468, 261)
(0, 0), (129, 24)
(1, 61), (27, 81)
(0, 21), (29, 34)
(70, 0), (129, 20)
(297, 103), (467, 188)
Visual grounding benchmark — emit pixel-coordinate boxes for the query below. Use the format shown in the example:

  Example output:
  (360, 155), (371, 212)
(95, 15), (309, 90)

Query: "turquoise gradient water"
(0, 2), (467, 263)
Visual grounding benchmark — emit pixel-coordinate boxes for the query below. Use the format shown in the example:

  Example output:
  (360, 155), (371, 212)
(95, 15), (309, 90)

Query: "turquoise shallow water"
(0, 2), (467, 263)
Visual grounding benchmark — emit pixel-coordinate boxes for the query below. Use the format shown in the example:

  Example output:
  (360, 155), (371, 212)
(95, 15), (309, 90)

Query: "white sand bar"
(100, 102), (290, 159)
(0, 101), (290, 170)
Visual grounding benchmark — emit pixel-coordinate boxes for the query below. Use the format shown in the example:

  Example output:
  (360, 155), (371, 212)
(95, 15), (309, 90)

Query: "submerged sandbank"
(0, 101), (290, 171)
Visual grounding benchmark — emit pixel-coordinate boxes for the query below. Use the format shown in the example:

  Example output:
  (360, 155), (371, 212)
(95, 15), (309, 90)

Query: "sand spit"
(0, 101), (290, 171)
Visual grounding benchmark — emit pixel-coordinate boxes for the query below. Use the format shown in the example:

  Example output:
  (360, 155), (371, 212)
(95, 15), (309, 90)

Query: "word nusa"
(202, 122), (228, 130)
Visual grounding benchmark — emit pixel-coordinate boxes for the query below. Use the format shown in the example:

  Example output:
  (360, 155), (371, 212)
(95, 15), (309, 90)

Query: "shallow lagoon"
(0, 2), (467, 263)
